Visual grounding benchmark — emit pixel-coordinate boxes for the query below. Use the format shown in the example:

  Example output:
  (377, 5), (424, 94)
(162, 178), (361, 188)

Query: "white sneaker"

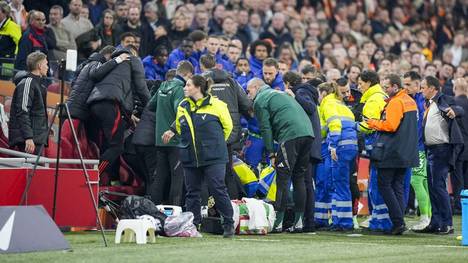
(359, 217), (371, 228)
(411, 215), (430, 230)
(353, 216), (360, 229)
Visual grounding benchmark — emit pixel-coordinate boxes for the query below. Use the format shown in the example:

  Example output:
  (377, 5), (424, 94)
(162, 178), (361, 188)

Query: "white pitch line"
(424, 245), (467, 249)
(236, 238), (281, 242)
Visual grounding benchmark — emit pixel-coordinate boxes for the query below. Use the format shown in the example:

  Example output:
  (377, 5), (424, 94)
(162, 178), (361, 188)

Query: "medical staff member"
(356, 70), (390, 232)
(162, 75), (235, 238)
(314, 82), (358, 231)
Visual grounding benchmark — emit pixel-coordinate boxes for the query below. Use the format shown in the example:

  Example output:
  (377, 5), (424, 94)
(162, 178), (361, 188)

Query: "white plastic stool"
(115, 219), (156, 244)
(156, 205), (182, 216)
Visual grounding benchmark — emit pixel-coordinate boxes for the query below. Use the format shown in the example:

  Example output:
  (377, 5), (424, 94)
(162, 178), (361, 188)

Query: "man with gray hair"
(246, 78), (314, 233)
(259, 12), (293, 56)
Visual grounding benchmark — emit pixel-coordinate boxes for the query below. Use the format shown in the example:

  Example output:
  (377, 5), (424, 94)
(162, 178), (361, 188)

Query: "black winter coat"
(66, 53), (119, 120)
(132, 80), (162, 146)
(455, 95), (468, 160)
(292, 83), (322, 163)
(8, 71), (48, 147)
(204, 68), (252, 145)
(87, 48), (150, 114)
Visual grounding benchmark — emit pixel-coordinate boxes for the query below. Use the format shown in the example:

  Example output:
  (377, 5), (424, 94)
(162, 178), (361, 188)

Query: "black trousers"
(135, 145), (158, 196)
(304, 162), (317, 229)
(184, 163), (234, 226)
(452, 160), (468, 210)
(275, 136), (312, 212)
(377, 167), (406, 228)
(225, 144), (245, 200)
(349, 157), (360, 215)
(89, 101), (125, 180)
(150, 146), (184, 206)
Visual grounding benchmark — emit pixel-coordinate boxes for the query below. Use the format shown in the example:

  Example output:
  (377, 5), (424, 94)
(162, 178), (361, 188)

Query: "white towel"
(0, 104), (8, 138)
(243, 198), (268, 231)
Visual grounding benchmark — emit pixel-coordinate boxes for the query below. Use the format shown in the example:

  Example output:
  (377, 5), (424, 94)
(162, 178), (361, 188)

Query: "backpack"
(120, 195), (168, 234)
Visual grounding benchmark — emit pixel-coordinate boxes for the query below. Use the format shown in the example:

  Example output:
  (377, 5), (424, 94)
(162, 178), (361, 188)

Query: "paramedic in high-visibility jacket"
(355, 70), (390, 232)
(366, 74), (419, 235)
(314, 82), (358, 231)
(162, 75), (235, 238)
(246, 78), (314, 233)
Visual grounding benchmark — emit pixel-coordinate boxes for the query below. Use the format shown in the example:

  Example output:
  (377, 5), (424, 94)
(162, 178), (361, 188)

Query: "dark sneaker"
(285, 226), (303, 233)
(391, 225), (407, 235)
(223, 225), (235, 238)
(413, 225), (438, 234)
(436, 226), (454, 235)
(270, 227), (283, 234)
(303, 226), (316, 233)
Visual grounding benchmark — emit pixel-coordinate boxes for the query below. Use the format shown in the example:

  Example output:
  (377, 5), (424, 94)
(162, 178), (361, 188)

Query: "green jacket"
(148, 76), (185, 147)
(253, 85), (314, 153)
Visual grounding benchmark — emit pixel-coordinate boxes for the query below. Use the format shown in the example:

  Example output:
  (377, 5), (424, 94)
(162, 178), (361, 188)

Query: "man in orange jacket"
(366, 74), (419, 235)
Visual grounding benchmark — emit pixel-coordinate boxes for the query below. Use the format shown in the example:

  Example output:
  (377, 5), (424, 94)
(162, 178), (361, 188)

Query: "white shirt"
(424, 100), (449, 145)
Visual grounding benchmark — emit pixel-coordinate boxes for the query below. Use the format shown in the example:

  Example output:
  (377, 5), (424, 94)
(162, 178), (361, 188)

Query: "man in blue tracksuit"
(142, 46), (169, 80)
(248, 40), (271, 76)
(167, 39), (199, 70)
(261, 58), (285, 91)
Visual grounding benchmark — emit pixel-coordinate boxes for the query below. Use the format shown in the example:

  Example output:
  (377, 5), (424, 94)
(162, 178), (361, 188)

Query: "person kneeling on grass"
(162, 75), (235, 238)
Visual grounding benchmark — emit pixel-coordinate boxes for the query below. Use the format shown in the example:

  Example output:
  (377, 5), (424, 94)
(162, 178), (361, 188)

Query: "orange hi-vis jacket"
(366, 89), (420, 168)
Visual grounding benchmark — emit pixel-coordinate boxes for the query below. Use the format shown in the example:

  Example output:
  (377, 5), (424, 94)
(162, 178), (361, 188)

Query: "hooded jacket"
(66, 52), (120, 120)
(204, 68), (252, 145)
(87, 48), (150, 114)
(142, 55), (169, 81)
(8, 71), (48, 147)
(291, 83), (322, 162)
(263, 73), (285, 91)
(167, 48), (199, 70)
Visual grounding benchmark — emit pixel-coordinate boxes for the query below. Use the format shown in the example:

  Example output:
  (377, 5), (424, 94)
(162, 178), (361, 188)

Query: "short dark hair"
(200, 54), (216, 69)
(301, 65), (316, 75)
(99, 45), (116, 56)
(425, 75), (440, 91)
(120, 32), (136, 41)
(359, 70), (379, 86)
(176, 60), (194, 76)
(384, 74), (402, 89)
(262, 58), (278, 69)
(403, 71), (421, 81)
(283, 71), (302, 87)
(151, 46), (168, 57)
(336, 77), (348, 87)
(236, 57), (248, 66)
(189, 30), (207, 42)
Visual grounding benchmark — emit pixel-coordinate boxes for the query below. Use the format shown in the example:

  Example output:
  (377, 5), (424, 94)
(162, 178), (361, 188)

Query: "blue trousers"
(427, 144), (453, 228)
(331, 149), (357, 229)
(366, 135), (392, 231)
(184, 164), (234, 226)
(315, 146), (332, 227)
